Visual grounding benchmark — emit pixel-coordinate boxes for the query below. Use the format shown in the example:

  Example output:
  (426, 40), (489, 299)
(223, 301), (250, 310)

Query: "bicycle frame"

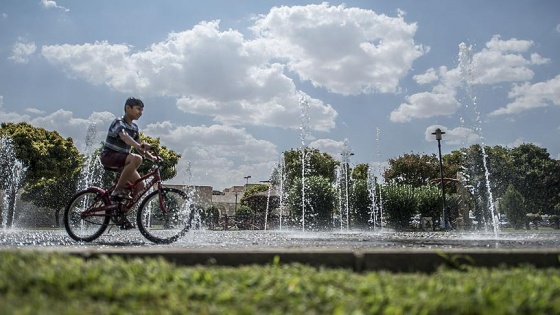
(81, 155), (166, 221)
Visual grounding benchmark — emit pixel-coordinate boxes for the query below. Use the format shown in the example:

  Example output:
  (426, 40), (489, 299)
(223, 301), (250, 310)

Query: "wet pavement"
(1, 228), (559, 250)
(2, 228), (559, 271)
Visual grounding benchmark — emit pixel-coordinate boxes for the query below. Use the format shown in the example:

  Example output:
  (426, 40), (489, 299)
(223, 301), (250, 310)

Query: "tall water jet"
(368, 127), (384, 230)
(299, 96), (310, 231)
(0, 136), (27, 229)
(340, 139), (353, 231)
(458, 42), (500, 236)
(78, 123), (104, 191)
(269, 157), (287, 230)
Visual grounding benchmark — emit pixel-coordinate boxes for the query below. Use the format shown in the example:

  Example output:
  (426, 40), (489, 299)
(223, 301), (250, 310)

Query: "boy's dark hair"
(124, 97), (144, 110)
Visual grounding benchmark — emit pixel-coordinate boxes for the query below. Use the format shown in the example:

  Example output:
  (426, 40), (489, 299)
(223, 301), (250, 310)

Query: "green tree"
(500, 184), (525, 229)
(350, 178), (372, 228)
(381, 184), (417, 230)
(0, 122), (82, 227)
(137, 133), (181, 181)
(383, 153), (441, 187)
(351, 163), (369, 181)
(283, 148), (338, 186)
(415, 185), (441, 220)
(241, 184), (276, 216)
(508, 144), (560, 215)
(287, 175), (336, 230)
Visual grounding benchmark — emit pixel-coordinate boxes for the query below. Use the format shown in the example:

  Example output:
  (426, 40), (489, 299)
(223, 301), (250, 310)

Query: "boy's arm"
(118, 130), (143, 151)
(119, 131), (159, 161)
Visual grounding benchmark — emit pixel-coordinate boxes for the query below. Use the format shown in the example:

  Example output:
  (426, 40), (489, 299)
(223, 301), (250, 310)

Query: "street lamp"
(244, 175), (251, 185)
(431, 128), (448, 230)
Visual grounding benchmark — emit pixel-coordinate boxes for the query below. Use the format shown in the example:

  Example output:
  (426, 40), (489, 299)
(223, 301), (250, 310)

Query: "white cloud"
(41, 20), (337, 132)
(40, 4), (425, 132)
(40, 0), (69, 12)
(25, 108), (46, 115)
(8, 39), (37, 64)
(391, 91), (460, 122)
(461, 35), (549, 85)
(424, 125), (480, 146)
(413, 68), (439, 85)
(309, 138), (344, 159)
(395, 35), (551, 122)
(251, 3), (426, 95)
(144, 122), (279, 188)
(489, 75), (560, 116)
(556, 24), (560, 33)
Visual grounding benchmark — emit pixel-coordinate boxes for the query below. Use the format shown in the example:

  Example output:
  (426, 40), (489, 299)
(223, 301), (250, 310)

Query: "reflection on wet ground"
(1, 228), (559, 250)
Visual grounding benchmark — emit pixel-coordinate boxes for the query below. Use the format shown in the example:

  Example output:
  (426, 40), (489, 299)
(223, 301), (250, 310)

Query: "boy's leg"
(114, 153), (143, 193)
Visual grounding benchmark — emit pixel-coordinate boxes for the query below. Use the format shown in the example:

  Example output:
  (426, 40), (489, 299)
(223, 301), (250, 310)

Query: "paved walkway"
(2, 229), (559, 272)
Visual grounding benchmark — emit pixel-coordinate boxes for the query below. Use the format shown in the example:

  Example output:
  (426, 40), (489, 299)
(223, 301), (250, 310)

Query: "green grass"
(1, 250), (559, 314)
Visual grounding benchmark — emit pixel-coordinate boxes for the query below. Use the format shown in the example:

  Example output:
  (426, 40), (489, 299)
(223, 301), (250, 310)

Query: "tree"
(350, 178), (372, 228)
(500, 184), (525, 229)
(283, 148), (339, 186)
(380, 184), (417, 230)
(383, 153), (440, 187)
(137, 133), (181, 181)
(287, 175), (336, 230)
(508, 144), (560, 215)
(415, 185), (441, 220)
(0, 122), (82, 227)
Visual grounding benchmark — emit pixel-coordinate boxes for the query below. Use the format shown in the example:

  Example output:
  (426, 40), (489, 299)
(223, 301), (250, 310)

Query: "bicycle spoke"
(137, 188), (192, 244)
(64, 189), (110, 242)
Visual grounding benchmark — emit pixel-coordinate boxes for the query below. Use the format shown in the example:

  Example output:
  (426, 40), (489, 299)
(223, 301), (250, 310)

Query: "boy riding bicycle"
(100, 97), (157, 203)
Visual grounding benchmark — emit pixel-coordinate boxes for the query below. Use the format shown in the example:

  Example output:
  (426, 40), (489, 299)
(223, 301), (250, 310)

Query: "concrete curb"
(22, 248), (560, 273)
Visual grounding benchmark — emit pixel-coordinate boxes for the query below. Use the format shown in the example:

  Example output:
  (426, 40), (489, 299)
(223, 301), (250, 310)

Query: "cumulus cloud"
(144, 122), (279, 187)
(251, 3), (426, 95)
(489, 75), (560, 116)
(392, 35), (551, 122)
(41, 20), (337, 132)
(424, 125), (480, 146)
(309, 138), (344, 159)
(8, 39), (36, 64)
(40, 4), (426, 131)
(460, 36), (549, 85)
(40, 0), (69, 12)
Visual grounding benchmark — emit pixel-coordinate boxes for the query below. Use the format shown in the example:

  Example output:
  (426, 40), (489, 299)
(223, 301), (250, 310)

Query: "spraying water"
(299, 96), (310, 231)
(0, 136), (27, 229)
(340, 139), (352, 231)
(458, 42), (500, 236)
(369, 127), (384, 230)
(78, 123), (104, 191)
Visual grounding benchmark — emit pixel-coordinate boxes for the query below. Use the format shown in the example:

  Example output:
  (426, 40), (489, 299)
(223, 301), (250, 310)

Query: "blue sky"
(1, 1), (559, 190)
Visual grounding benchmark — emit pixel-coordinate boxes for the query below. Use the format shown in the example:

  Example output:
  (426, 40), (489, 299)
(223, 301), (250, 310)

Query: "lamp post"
(431, 128), (448, 230)
(244, 175), (251, 185)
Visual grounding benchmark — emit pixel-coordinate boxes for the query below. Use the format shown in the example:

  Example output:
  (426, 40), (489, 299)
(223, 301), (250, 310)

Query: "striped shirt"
(103, 117), (140, 153)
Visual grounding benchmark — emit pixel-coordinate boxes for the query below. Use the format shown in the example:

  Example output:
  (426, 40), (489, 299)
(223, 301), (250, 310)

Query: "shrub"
(381, 184), (417, 230)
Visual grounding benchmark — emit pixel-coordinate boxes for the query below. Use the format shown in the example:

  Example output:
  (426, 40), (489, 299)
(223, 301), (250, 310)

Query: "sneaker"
(110, 190), (132, 201)
(119, 217), (136, 230)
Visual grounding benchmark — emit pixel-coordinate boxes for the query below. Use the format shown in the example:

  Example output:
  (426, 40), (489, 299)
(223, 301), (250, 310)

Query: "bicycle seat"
(103, 166), (123, 173)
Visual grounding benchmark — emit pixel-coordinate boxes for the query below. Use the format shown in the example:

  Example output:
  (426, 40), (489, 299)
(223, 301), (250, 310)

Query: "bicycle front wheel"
(64, 188), (110, 242)
(137, 187), (193, 244)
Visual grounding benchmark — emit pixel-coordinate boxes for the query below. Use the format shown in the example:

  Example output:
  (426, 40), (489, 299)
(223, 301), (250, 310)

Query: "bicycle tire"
(64, 188), (110, 242)
(137, 187), (193, 244)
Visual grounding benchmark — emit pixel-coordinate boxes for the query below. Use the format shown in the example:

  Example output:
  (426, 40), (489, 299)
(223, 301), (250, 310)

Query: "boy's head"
(124, 97), (144, 111)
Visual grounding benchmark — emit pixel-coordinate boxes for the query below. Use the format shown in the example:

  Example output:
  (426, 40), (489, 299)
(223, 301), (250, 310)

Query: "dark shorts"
(100, 150), (128, 169)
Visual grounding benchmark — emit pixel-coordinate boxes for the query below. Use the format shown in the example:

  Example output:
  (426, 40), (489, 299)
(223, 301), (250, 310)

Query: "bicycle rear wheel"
(64, 188), (110, 242)
(137, 187), (193, 244)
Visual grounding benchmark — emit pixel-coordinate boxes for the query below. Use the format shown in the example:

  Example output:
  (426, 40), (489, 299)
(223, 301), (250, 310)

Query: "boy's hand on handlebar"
(140, 143), (152, 152)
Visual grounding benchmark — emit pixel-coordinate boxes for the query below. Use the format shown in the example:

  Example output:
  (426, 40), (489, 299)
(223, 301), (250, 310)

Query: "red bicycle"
(63, 147), (193, 244)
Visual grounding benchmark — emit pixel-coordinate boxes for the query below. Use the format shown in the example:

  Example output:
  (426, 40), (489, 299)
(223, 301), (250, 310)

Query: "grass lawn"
(0, 250), (559, 314)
